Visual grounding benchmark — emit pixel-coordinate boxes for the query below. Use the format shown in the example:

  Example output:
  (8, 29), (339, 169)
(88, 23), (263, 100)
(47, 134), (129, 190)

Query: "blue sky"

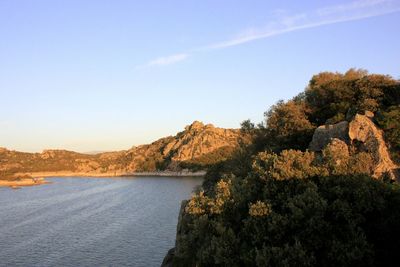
(0, 0), (399, 152)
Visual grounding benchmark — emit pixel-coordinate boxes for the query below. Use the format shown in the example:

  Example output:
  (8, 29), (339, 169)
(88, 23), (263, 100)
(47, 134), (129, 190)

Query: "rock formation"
(309, 113), (398, 180)
(309, 121), (349, 151)
(163, 121), (240, 162)
(348, 114), (398, 179)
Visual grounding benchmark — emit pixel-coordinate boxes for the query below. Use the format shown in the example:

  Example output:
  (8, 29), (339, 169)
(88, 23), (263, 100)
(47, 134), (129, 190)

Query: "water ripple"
(0, 177), (202, 267)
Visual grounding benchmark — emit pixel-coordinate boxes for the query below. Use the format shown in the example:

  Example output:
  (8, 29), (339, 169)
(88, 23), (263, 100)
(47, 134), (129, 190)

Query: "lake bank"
(14, 170), (206, 178)
(1, 170), (206, 188)
(0, 177), (50, 188)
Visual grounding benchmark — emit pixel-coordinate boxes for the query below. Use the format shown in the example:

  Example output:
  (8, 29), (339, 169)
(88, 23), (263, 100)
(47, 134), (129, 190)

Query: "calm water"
(0, 176), (202, 267)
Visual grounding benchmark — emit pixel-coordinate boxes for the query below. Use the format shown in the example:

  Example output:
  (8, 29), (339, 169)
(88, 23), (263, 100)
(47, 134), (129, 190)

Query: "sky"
(0, 0), (399, 153)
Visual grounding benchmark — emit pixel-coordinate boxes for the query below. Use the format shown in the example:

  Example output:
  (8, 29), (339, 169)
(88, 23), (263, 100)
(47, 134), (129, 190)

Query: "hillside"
(166, 69), (400, 267)
(0, 121), (245, 180)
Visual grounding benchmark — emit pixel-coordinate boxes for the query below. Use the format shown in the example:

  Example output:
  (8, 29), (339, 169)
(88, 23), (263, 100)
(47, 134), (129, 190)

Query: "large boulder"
(349, 114), (398, 179)
(310, 113), (398, 180)
(309, 121), (349, 151)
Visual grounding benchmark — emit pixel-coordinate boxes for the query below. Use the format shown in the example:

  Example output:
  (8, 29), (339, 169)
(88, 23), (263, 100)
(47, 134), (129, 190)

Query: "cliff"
(0, 121), (245, 180)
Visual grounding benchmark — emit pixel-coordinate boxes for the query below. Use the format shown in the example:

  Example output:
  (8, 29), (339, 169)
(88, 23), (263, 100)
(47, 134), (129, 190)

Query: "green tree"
(261, 100), (315, 152)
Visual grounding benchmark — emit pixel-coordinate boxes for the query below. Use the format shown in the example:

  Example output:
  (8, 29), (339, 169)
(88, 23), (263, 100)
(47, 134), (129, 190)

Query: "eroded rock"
(349, 114), (397, 179)
(309, 121), (349, 151)
(310, 113), (398, 180)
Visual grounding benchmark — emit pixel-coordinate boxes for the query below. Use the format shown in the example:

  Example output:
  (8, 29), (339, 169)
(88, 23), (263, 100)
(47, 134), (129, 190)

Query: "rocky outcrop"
(309, 113), (398, 180)
(163, 121), (241, 162)
(309, 121), (349, 151)
(160, 248), (175, 267)
(348, 114), (398, 179)
(121, 121), (243, 172)
(161, 200), (188, 267)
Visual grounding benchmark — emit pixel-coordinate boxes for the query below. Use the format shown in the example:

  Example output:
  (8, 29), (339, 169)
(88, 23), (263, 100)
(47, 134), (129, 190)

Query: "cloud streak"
(206, 0), (400, 50)
(138, 0), (400, 68)
(317, 0), (389, 16)
(137, 53), (189, 69)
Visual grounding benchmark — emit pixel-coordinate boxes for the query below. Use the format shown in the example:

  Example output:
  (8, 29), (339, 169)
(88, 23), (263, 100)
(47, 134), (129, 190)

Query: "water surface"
(0, 176), (202, 267)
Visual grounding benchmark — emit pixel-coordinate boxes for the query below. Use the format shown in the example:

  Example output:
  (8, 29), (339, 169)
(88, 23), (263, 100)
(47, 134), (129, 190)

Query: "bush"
(175, 174), (400, 267)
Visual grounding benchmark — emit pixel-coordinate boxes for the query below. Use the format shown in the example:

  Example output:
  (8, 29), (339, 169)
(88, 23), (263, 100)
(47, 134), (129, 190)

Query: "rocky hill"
(166, 112), (400, 267)
(165, 70), (400, 267)
(0, 121), (245, 180)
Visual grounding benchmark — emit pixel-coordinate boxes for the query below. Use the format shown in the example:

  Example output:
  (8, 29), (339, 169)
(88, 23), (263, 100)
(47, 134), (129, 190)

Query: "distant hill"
(0, 121), (247, 180)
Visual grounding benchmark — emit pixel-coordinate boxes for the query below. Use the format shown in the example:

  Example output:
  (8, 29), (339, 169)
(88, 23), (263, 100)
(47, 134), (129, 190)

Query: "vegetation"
(179, 146), (238, 171)
(0, 123), (243, 177)
(176, 174), (400, 267)
(172, 69), (400, 266)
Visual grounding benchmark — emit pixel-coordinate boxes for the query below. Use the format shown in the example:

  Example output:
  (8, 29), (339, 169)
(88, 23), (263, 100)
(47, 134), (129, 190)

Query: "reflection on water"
(0, 176), (202, 267)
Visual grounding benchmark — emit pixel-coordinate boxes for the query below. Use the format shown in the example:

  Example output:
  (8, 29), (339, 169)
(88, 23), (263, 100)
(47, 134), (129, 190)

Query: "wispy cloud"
(137, 0), (400, 68)
(136, 53), (189, 69)
(206, 0), (400, 49)
(317, 0), (389, 16)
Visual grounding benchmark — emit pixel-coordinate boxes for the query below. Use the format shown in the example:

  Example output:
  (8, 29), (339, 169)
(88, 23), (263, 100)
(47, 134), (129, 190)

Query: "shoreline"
(16, 170), (207, 178)
(1, 170), (206, 188)
(123, 171), (206, 177)
(0, 177), (50, 189)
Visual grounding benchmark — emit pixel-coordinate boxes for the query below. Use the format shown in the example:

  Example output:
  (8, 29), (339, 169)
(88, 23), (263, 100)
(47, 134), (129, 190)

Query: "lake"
(0, 176), (202, 267)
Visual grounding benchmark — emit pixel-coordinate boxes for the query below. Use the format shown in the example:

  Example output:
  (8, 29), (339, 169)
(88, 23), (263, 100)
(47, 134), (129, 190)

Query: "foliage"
(249, 201), (271, 217)
(305, 69), (395, 123)
(185, 179), (232, 215)
(259, 100), (315, 152)
(376, 105), (400, 163)
(240, 119), (255, 133)
(179, 146), (237, 171)
(174, 69), (400, 267)
(252, 150), (325, 180)
(175, 174), (400, 267)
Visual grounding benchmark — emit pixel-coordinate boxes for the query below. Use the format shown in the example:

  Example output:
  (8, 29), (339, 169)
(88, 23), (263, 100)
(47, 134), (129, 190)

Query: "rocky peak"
(40, 150), (56, 159)
(160, 121), (241, 163)
(185, 121), (205, 131)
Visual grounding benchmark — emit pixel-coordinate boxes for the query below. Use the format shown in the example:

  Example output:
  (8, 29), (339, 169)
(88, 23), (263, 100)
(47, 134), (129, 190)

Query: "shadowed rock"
(160, 248), (175, 267)
(309, 121), (349, 151)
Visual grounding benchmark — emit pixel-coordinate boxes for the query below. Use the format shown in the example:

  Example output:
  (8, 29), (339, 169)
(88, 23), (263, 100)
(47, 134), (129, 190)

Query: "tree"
(240, 119), (255, 133)
(262, 100), (315, 152)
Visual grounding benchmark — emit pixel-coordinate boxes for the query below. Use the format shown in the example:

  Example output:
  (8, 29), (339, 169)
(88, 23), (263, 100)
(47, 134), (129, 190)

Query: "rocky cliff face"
(0, 121), (244, 179)
(309, 113), (399, 180)
(122, 121), (242, 171)
(163, 121), (240, 162)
